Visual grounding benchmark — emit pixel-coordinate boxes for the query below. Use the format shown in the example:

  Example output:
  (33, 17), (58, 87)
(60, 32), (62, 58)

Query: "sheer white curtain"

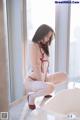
(0, 0), (8, 111)
(69, 3), (80, 80)
(6, 0), (24, 102)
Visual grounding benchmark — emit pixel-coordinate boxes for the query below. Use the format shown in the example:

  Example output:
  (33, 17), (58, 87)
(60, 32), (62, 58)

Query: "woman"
(24, 24), (68, 110)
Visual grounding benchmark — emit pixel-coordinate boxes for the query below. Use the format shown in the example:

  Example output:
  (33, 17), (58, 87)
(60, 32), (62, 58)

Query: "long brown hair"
(32, 24), (55, 56)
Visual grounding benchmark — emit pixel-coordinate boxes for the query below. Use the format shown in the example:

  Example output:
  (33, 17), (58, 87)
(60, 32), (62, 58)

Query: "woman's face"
(41, 31), (53, 45)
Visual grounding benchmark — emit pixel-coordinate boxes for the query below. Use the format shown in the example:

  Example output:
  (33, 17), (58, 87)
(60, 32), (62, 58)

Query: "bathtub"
(42, 88), (80, 119)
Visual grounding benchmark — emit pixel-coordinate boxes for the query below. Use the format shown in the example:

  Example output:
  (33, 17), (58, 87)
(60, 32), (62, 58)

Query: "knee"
(60, 72), (68, 81)
(47, 83), (54, 93)
(59, 72), (68, 81)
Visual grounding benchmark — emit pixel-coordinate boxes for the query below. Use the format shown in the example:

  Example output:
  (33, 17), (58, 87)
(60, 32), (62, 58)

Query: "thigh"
(24, 76), (54, 92)
(28, 80), (48, 92)
(46, 72), (68, 85)
(24, 76), (48, 91)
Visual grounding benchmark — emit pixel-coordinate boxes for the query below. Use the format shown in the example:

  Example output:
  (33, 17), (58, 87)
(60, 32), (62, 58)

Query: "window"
(69, 3), (80, 82)
(26, 0), (55, 74)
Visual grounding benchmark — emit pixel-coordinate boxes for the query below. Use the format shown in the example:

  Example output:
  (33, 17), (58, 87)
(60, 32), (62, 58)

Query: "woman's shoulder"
(30, 41), (39, 50)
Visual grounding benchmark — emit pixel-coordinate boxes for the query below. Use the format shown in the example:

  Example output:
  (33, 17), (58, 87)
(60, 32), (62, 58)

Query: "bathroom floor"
(9, 81), (80, 120)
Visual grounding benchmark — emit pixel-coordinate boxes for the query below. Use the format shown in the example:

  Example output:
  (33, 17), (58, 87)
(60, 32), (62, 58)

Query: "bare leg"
(46, 72), (68, 86)
(30, 82), (54, 100)
(44, 72), (68, 97)
(24, 78), (54, 105)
